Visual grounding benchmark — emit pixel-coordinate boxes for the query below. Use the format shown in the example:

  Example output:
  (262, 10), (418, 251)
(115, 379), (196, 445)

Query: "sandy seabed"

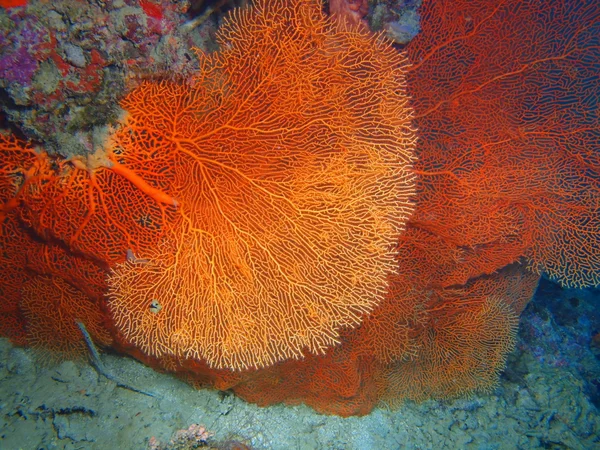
(1, 287), (599, 450)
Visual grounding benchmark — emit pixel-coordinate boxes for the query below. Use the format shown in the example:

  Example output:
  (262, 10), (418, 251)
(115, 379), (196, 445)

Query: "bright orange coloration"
(108, 0), (416, 370)
(215, 264), (537, 416)
(20, 147), (176, 264)
(0, 0), (598, 417)
(20, 275), (111, 359)
(0, 134), (111, 348)
(211, 0), (596, 410)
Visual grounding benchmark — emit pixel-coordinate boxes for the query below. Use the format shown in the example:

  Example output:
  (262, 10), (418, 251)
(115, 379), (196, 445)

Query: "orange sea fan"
(0, 0), (597, 418)
(20, 275), (112, 360)
(25, 242), (108, 301)
(0, 133), (39, 315)
(406, 0), (600, 288)
(0, 132), (40, 219)
(107, 0), (417, 371)
(19, 147), (176, 265)
(381, 265), (540, 404)
(0, 132), (113, 349)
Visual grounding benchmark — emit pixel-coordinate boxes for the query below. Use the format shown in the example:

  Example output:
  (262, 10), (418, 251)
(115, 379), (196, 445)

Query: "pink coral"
(329, 0), (368, 27)
(148, 424), (211, 450)
(171, 424), (211, 446)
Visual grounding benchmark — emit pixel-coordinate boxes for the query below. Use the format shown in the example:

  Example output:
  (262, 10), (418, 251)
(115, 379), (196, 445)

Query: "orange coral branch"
(0, 0), (598, 417)
(108, 0), (417, 371)
(108, 160), (178, 207)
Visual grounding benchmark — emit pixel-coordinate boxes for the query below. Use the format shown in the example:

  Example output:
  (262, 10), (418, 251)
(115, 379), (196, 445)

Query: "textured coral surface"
(106, 1), (416, 371)
(0, 0), (598, 417)
(406, 0), (600, 289)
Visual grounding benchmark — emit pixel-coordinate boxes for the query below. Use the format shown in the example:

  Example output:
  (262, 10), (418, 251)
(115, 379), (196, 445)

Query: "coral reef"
(0, 0), (217, 155)
(0, 0), (598, 418)
(106, 1), (416, 370)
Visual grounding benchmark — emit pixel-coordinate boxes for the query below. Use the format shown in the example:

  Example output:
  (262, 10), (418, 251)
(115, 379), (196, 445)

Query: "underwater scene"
(0, 0), (599, 448)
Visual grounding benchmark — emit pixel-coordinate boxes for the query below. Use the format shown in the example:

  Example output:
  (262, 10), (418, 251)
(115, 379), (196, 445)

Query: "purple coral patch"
(0, 14), (48, 86)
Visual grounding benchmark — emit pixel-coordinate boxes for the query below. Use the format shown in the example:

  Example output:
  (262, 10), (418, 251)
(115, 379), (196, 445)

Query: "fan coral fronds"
(381, 266), (539, 404)
(20, 147), (176, 264)
(20, 275), (111, 360)
(107, 0), (417, 370)
(0, 0), (598, 418)
(0, 133), (39, 314)
(406, 0), (600, 288)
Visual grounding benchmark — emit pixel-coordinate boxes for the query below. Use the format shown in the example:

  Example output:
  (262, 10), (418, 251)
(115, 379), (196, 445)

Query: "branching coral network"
(106, 0), (417, 370)
(0, 0), (598, 416)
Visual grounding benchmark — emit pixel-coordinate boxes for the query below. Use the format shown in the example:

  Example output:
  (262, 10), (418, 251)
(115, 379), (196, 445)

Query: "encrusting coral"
(0, 0), (598, 417)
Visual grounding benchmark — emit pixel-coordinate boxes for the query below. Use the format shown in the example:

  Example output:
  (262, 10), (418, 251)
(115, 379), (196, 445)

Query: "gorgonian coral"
(107, 0), (417, 370)
(0, 0), (597, 416)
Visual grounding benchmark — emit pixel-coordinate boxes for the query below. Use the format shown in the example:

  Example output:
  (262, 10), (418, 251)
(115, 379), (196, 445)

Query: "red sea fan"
(406, 0), (600, 288)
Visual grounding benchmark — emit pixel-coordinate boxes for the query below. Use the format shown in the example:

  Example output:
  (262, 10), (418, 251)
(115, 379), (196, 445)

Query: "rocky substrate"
(1, 284), (599, 449)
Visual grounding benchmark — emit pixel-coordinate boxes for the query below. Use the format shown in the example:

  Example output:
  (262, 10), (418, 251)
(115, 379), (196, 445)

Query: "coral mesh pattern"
(0, 0), (598, 417)
(20, 275), (111, 359)
(0, 134), (37, 314)
(381, 267), (539, 405)
(107, 0), (417, 370)
(20, 147), (175, 265)
(0, 134), (112, 352)
(406, 0), (600, 288)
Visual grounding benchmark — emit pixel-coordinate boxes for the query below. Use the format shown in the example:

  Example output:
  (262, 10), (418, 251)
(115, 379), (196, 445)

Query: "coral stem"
(108, 160), (178, 207)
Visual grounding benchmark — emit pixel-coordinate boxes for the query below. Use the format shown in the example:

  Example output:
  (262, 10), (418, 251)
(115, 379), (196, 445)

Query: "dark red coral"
(406, 0), (600, 288)
(0, 0), (598, 417)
